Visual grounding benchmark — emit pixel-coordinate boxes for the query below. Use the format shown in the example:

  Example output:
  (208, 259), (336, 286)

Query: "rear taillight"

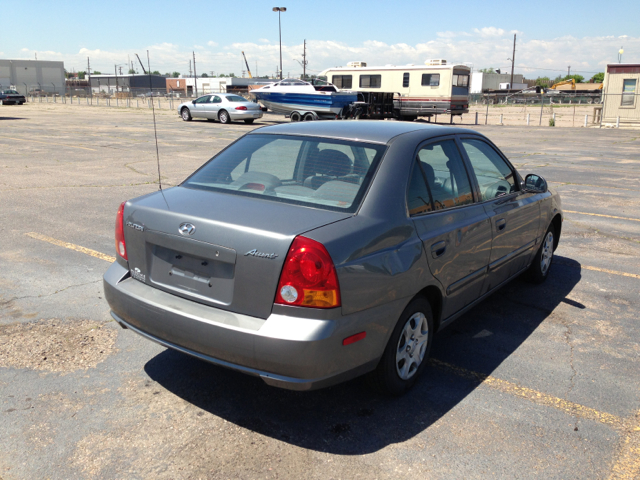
(115, 202), (127, 260)
(275, 236), (341, 309)
(235, 106), (248, 110)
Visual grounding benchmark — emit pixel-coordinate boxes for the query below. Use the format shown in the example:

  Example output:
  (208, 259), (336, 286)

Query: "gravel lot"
(0, 103), (639, 480)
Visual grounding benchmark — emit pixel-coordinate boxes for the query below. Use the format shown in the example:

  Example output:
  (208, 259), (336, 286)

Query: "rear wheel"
(181, 108), (192, 121)
(525, 224), (555, 284)
(290, 111), (301, 122)
(368, 298), (434, 396)
(303, 112), (315, 121)
(219, 110), (231, 124)
(244, 119), (255, 124)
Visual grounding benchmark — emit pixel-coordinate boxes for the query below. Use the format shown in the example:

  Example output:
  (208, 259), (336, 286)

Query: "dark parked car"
(0, 89), (26, 105)
(104, 121), (562, 395)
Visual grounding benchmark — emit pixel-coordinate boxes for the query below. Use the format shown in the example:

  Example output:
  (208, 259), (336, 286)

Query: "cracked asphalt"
(0, 103), (639, 479)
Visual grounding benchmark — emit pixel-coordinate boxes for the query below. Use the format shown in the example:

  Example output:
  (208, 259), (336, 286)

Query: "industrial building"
(88, 74), (166, 95)
(166, 76), (273, 97)
(0, 59), (66, 96)
(601, 64), (640, 128)
(470, 72), (525, 94)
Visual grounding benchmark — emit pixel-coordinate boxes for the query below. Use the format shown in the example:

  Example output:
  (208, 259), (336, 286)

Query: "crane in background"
(242, 52), (253, 79)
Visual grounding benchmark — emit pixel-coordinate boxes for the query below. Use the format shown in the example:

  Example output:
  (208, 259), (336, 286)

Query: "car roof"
(250, 121), (480, 144)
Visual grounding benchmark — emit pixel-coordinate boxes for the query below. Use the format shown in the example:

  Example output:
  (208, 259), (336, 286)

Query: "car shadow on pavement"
(145, 255), (581, 455)
(0, 117), (26, 121)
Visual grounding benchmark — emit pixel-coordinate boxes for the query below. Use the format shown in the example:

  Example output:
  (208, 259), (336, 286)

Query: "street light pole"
(272, 7), (286, 79)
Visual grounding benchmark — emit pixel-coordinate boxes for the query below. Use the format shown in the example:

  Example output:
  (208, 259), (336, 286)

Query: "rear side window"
(226, 95), (247, 102)
(183, 134), (386, 212)
(409, 140), (474, 213)
(403, 73), (410, 88)
(461, 138), (518, 201)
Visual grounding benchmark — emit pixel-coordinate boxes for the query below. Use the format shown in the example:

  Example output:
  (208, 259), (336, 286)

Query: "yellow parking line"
(609, 413), (640, 480)
(25, 232), (115, 263)
(553, 259), (640, 280)
(430, 359), (624, 428)
(0, 135), (96, 151)
(564, 210), (640, 223)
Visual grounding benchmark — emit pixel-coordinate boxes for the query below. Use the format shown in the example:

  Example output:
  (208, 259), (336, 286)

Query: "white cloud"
(13, 32), (640, 79)
(258, 39), (270, 43)
(207, 41), (218, 47)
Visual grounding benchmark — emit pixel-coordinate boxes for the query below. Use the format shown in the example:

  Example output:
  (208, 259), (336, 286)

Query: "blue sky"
(2, 0), (638, 78)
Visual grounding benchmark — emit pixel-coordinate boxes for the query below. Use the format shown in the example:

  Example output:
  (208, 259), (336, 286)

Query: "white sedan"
(178, 93), (264, 124)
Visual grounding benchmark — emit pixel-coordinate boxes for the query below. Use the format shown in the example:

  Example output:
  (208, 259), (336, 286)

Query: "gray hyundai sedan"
(104, 121), (562, 395)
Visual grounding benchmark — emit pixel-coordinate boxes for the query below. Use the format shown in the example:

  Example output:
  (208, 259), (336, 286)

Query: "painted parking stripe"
(564, 210), (640, 223)
(430, 358), (624, 428)
(0, 135), (97, 151)
(25, 232), (115, 263)
(553, 259), (640, 280)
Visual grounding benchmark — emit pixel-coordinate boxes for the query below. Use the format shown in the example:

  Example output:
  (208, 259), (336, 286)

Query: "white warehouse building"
(0, 59), (66, 96)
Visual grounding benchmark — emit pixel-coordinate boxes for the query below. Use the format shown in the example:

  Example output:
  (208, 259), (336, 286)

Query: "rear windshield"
(225, 95), (248, 102)
(182, 134), (387, 212)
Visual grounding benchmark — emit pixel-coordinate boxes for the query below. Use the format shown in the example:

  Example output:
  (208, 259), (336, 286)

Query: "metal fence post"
(475, 111), (478, 125)
(539, 95), (544, 126)
(499, 113), (503, 125)
(616, 116), (620, 128)
(584, 115), (588, 127)
(553, 112), (556, 123)
(527, 113), (530, 126)
(137, 99), (139, 108)
(485, 102), (488, 125)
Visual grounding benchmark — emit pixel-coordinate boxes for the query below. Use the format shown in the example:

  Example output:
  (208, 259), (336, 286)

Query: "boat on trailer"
(251, 79), (358, 120)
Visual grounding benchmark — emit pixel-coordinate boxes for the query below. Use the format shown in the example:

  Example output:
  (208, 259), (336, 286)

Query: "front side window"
(409, 140), (474, 214)
(403, 72), (410, 88)
(359, 75), (381, 88)
(194, 95), (210, 104)
(183, 134), (386, 212)
(461, 138), (518, 201)
(332, 75), (352, 89)
(622, 79), (637, 106)
(421, 74), (440, 87)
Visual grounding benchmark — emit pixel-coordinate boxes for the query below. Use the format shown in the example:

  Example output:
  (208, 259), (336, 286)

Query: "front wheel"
(525, 224), (555, 284)
(218, 110), (231, 124)
(244, 119), (255, 124)
(368, 298), (434, 396)
(181, 108), (192, 121)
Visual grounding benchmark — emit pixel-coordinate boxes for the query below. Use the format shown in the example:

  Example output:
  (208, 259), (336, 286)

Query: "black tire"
(244, 119), (255, 124)
(207, 118), (215, 122)
(181, 108), (192, 121)
(303, 112), (315, 121)
(525, 224), (555, 284)
(290, 111), (301, 122)
(218, 110), (231, 124)
(368, 298), (434, 396)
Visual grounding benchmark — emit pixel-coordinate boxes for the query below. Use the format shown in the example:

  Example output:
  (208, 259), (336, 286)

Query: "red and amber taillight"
(275, 236), (341, 309)
(235, 106), (248, 110)
(115, 202), (127, 260)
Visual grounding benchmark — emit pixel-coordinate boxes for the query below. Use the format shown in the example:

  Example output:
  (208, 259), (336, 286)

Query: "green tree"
(535, 76), (551, 87)
(479, 68), (495, 74)
(563, 74), (585, 83)
(77, 71), (86, 80)
(591, 72), (605, 83)
(164, 72), (171, 77)
(128, 68), (136, 74)
(229, 73), (236, 78)
(172, 72), (180, 78)
(201, 73), (208, 77)
(151, 70), (161, 75)
(93, 70), (101, 75)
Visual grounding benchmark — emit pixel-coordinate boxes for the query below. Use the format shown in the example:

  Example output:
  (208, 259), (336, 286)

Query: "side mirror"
(191, 100), (196, 104)
(524, 174), (548, 193)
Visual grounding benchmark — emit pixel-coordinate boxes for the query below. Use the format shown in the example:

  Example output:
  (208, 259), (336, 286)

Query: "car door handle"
(496, 218), (507, 231)
(431, 241), (446, 258)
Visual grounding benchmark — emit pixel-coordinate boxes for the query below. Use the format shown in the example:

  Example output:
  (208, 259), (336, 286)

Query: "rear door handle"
(431, 241), (446, 258)
(496, 218), (507, 231)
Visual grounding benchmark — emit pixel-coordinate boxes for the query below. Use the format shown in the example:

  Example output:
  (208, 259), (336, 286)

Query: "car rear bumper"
(229, 110), (263, 120)
(103, 262), (400, 390)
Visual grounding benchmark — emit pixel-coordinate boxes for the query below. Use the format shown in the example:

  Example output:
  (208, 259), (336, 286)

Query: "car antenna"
(135, 52), (164, 194)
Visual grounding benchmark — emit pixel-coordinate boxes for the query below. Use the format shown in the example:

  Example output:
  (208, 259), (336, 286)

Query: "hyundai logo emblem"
(178, 222), (196, 236)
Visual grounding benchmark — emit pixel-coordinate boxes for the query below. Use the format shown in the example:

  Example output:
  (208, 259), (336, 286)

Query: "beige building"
(602, 64), (640, 127)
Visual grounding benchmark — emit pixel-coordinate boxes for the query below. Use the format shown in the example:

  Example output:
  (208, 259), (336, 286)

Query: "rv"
(319, 60), (470, 120)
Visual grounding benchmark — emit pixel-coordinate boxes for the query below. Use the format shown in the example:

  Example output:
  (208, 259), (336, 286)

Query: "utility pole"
(193, 51), (198, 96)
(568, 66), (571, 77)
(189, 60), (192, 78)
(114, 64), (118, 94)
(87, 57), (92, 97)
(302, 39), (307, 80)
(509, 34), (516, 90)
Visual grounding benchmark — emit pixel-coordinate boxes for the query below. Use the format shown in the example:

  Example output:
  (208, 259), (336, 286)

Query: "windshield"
(3, 90), (19, 94)
(226, 95), (249, 102)
(182, 134), (386, 213)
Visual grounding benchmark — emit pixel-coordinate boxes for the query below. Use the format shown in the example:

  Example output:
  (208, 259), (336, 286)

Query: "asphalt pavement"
(0, 103), (638, 479)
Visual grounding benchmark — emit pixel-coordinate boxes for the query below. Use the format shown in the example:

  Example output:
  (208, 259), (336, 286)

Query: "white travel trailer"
(319, 60), (470, 120)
